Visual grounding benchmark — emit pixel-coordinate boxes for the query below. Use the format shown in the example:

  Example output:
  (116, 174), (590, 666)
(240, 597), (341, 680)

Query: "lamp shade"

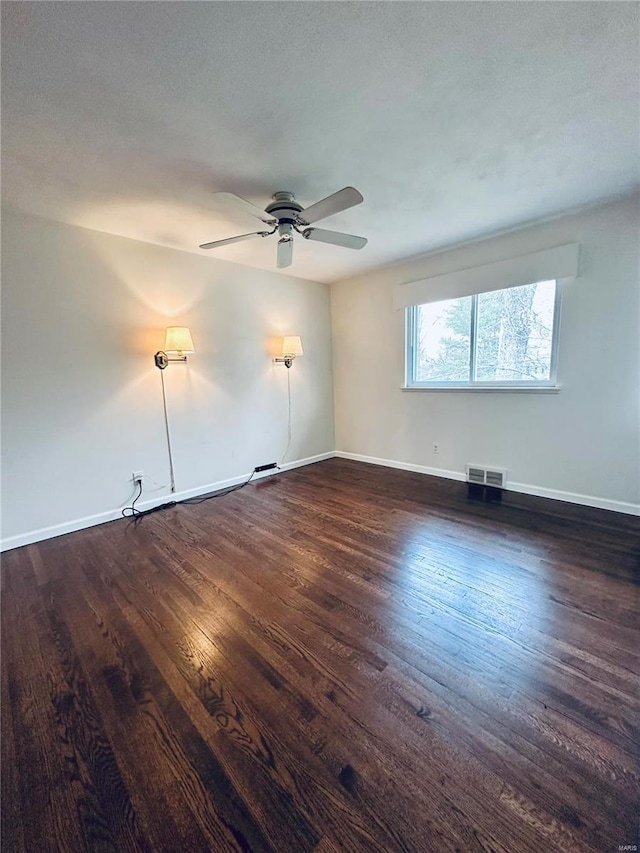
(282, 335), (303, 357)
(164, 326), (195, 354)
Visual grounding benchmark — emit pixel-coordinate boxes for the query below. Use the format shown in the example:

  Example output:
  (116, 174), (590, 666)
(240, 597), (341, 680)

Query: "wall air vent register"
(466, 465), (508, 489)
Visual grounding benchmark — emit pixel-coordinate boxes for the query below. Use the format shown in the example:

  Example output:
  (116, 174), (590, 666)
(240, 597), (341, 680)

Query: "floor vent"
(466, 465), (507, 489)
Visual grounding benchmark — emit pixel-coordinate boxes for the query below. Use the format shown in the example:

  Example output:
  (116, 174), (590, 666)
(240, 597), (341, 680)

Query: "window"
(406, 280), (560, 388)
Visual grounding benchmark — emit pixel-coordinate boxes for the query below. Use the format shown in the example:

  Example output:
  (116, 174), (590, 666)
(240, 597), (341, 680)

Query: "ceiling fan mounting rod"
(264, 192), (304, 244)
(265, 191), (303, 225)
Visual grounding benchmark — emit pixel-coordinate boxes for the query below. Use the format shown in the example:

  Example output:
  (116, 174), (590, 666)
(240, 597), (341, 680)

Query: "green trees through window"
(408, 280), (558, 386)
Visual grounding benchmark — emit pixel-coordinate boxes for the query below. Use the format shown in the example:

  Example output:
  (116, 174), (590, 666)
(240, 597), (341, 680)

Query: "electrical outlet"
(432, 444), (439, 454)
(132, 470), (144, 483)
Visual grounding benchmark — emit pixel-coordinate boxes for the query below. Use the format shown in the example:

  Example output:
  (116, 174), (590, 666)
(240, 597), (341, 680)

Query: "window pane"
(415, 297), (472, 382)
(475, 280), (556, 382)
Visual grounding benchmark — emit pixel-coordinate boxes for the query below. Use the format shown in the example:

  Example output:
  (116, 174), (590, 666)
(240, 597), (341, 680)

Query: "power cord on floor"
(121, 479), (143, 518)
(121, 470), (256, 523)
(180, 470), (255, 505)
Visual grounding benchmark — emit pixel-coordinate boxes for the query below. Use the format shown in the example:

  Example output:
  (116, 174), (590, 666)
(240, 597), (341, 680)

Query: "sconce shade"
(164, 326), (195, 354)
(282, 335), (303, 357)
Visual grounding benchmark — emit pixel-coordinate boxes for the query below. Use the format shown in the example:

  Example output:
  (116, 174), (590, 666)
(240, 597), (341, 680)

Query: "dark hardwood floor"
(2, 458), (639, 852)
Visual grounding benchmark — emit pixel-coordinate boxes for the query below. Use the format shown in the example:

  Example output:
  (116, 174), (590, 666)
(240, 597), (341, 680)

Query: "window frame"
(404, 280), (562, 389)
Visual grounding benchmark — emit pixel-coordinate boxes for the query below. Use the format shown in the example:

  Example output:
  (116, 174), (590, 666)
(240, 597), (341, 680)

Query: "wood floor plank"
(71, 540), (302, 853)
(2, 554), (87, 853)
(2, 458), (639, 852)
(59, 549), (229, 852)
(104, 545), (406, 852)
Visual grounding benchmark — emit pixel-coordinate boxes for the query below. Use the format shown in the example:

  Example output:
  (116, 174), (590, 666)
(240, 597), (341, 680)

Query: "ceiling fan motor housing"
(266, 191), (303, 240)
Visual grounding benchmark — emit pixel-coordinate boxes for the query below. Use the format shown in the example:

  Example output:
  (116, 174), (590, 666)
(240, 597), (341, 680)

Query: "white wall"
(3, 196), (638, 551)
(1, 210), (334, 548)
(331, 195), (640, 513)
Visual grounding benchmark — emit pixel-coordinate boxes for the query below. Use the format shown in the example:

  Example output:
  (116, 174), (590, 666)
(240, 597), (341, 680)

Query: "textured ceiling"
(2, 2), (638, 283)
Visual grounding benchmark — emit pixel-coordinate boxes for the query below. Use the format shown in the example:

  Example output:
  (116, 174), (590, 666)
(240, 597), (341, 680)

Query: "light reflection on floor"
(388, 517), (551, 696)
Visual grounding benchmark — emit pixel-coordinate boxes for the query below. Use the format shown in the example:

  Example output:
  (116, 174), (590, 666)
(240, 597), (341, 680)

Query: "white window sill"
(401, 385), (561, 394)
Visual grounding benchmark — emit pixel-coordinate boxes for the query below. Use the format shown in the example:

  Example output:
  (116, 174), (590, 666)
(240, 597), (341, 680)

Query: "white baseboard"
(3, 448), (636, 552)
(504, 481), (640, 516)
(279, 451), (335, 473)
(334, 451), (640, 517)
(334, 451), (466, 484)
(0, 451), (335, 553)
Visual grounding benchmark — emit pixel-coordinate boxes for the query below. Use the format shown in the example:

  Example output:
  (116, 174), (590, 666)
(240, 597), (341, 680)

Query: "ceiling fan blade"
(199, 230), (267, 250)
(297, 186), (364, 225)
(302, 227), (367, 250)
(277, 238), (293, 268)
(211, 192), (276, 225)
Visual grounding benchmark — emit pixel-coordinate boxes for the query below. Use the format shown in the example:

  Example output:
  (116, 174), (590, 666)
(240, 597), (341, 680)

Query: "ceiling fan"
(199, 186), (367, 268)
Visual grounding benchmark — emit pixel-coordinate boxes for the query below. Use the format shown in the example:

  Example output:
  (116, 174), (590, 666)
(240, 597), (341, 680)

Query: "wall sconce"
(274, 335), (303, 368)
(154, 327), (195, 369)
